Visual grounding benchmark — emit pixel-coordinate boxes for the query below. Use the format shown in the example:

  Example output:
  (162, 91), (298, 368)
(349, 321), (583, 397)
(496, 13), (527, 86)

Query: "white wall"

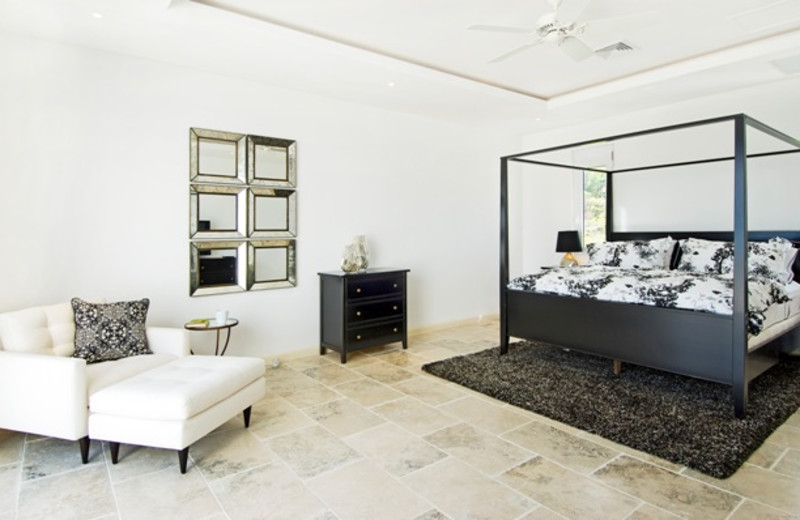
(513, 77), (800, 275)
(0, 32), (516, 357)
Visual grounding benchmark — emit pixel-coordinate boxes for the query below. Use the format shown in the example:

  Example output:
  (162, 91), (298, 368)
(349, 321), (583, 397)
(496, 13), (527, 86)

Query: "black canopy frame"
(499, 114), (800, 418)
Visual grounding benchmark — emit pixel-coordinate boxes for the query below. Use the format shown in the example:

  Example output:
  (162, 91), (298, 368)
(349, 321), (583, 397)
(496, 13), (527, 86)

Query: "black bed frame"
(499, 114), (800, 418)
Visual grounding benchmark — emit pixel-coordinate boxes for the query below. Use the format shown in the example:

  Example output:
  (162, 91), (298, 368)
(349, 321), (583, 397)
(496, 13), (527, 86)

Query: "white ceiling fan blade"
(553, 0), (591, 25)
(489, 41), (542, 63)
(468, 24), (532, 34)
(559, 36), (594, 61)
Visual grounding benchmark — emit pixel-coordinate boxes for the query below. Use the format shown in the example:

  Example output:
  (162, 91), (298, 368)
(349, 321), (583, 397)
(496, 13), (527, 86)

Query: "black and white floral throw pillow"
(677, 238), (730, 274)
(679, 237), (796, 284)
(719, 237), (796, 284)
(71, 298), (151, 363)
(586, 237), (675, 269)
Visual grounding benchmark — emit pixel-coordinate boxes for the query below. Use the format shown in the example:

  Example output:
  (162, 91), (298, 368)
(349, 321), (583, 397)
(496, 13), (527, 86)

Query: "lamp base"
(559, 252), (578, 267)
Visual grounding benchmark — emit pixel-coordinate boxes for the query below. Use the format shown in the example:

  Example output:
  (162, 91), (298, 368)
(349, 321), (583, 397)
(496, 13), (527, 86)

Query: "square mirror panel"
(247, 240), (296, 290)
(248, 188), (297, 238)
(189, 185), (246, 239)
(190, 128), (246, 184)
(247, 135), (296, 187)
(190, 241), (247, 296)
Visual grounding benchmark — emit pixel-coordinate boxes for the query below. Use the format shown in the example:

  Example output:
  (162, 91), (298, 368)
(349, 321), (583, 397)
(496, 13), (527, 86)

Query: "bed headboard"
(608, 231), (800, 283)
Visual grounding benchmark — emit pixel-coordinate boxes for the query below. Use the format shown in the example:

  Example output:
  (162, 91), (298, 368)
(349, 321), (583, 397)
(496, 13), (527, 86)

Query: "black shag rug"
(422, 341), (800, 479)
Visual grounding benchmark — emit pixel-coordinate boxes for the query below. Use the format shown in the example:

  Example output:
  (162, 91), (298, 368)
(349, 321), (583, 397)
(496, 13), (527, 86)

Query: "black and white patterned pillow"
(71, 298), (151, 364)
(679, 237), (796, 284)
(586, 237), (675, 269)
(719, 237), (797, 284)
(585, 241), (619, 266)
(677, 238), (730, 274)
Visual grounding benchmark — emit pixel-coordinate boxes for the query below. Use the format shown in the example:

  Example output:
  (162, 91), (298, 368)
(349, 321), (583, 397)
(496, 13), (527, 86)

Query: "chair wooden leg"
(243, 406), (252, 428)
(78, 436), (90, 464)
(178, 447), (189, 474)
(109, 442), (120, 464)
(613, 359), (622, 376)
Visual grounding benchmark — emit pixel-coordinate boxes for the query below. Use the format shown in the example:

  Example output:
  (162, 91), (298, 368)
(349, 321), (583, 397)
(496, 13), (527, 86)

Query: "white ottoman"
(88, 355), (266, 473)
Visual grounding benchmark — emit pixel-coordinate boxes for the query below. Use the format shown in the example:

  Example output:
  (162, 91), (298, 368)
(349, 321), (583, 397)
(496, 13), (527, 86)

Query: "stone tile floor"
(1, 319), (799, 519)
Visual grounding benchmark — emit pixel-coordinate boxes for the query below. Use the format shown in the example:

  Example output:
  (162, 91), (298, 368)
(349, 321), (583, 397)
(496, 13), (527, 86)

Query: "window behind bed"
(583, 170), (606, 244)
(572, 143), (612, 246)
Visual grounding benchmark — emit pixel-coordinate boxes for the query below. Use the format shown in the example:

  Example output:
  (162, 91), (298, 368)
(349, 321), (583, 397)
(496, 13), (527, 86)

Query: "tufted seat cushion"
(89, 355), (265, 421)
(0, 303), (75, 356)
(86, 353), (178, 396)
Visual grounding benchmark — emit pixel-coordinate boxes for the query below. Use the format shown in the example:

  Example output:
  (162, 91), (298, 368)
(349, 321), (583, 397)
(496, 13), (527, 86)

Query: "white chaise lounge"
(0, 301), (266, 473)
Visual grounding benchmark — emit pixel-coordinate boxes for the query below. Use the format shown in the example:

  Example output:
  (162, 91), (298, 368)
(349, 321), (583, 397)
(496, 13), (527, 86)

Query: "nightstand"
(318, 268), (409, 363)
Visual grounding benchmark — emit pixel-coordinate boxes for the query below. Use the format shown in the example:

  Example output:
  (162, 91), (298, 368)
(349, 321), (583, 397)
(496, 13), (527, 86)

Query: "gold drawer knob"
(356, 288), (362, 293)
(356, 311), (362, 316)
(356, 334), (362, 340)
(393, 328), (398, 332)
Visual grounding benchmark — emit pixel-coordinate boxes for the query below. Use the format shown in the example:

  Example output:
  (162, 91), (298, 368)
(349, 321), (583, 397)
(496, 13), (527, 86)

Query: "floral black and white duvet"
(508, 266), (790, 336)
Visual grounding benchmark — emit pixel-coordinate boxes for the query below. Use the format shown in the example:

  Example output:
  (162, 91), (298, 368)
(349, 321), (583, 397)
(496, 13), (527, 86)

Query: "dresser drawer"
(347, 299), (403, 323)
(347, 320), (404, 344)
(347, 275), (404, 300)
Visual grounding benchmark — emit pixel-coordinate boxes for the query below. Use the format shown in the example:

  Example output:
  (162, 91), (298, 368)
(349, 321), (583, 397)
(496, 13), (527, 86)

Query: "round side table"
(184, 318), (239, 356)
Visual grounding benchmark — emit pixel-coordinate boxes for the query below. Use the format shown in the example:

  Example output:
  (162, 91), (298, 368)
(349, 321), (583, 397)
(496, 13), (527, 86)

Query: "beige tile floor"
(1, 319), (800, 519)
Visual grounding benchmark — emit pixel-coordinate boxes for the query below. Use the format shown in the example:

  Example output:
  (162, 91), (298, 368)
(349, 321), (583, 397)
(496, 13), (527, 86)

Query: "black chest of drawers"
(318, 268), (409, 363)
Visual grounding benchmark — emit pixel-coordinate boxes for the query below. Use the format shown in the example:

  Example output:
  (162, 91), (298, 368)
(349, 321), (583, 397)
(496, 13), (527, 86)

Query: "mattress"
(751, 281), (800, 351)
(508, 266), (791, 336)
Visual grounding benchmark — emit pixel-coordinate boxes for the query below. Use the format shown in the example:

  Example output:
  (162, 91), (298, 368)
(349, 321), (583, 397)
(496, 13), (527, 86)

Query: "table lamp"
(556, 230), (582, 267)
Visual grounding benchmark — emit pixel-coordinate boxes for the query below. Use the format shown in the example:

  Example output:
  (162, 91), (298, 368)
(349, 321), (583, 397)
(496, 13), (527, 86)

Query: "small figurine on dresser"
(341, 235), (370, 272)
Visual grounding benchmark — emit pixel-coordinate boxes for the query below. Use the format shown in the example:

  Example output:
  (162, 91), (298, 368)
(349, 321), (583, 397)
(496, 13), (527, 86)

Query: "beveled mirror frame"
(190, 184), (247, 239)
(247, 240), (296, 290)
(247, 188), (297, 238)
(190, 128), (246, 185)
(189, 241), (247, 296)
(247, 135), (297, 188)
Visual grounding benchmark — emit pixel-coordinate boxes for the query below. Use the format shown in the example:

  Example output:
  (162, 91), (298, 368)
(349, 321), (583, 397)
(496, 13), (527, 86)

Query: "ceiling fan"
(469, 0), (643, 63)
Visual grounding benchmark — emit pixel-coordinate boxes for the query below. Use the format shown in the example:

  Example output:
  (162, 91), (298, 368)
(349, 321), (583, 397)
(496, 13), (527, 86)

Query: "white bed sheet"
(749, 281), (800, 351)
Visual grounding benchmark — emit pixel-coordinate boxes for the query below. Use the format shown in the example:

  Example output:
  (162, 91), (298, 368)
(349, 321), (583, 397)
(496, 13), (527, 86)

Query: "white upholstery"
(0, 351), (87, 440)
(0, 302), (192, 442)
(86, 354), (178, 395)
(89, 356), (266, 451)
(90, 356), (265, 420)
(0, 302), (75, 356)
(89, 379), (266, 450)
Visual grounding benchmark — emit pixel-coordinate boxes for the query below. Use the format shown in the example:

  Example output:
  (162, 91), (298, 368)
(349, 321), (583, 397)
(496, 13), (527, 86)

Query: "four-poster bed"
(499, 114), (800, 418)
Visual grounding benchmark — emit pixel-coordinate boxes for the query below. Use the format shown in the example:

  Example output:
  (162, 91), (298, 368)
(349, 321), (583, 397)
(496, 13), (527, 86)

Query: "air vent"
(595, 41), (635, 59)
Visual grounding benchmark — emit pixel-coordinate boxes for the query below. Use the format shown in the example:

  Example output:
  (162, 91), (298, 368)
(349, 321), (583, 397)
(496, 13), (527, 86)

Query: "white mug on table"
(215, 310), (229, 326)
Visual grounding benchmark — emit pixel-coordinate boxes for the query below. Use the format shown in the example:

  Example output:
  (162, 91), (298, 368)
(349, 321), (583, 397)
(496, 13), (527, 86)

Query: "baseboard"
(267, 314), (499, 365)
(408, 314), (499, 337)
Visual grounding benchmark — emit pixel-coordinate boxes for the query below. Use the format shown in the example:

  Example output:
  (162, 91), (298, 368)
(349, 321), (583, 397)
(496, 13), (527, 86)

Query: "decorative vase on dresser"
(318, 268), (409, 363)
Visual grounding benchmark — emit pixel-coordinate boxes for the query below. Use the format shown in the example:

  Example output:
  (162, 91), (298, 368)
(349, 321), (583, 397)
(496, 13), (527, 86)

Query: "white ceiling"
(2, 0), (800, 133)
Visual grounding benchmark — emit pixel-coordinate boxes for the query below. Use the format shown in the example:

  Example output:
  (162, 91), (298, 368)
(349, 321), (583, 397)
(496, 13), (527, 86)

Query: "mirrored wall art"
(247, 240), (296, 290)
(247, 135), (296, 187)
(190, 128), (246, 184)
(190, 128), (297, 296)
(189, 184), (246, 239)
(189, 241), (247, 296)
(247, 188), (297, 238)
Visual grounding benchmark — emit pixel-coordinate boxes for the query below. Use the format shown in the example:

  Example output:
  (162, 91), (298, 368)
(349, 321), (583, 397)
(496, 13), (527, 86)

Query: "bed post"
(500, 156), (510, 354)
(732, 115), (749, 418)
(605, 172), (614, 242)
